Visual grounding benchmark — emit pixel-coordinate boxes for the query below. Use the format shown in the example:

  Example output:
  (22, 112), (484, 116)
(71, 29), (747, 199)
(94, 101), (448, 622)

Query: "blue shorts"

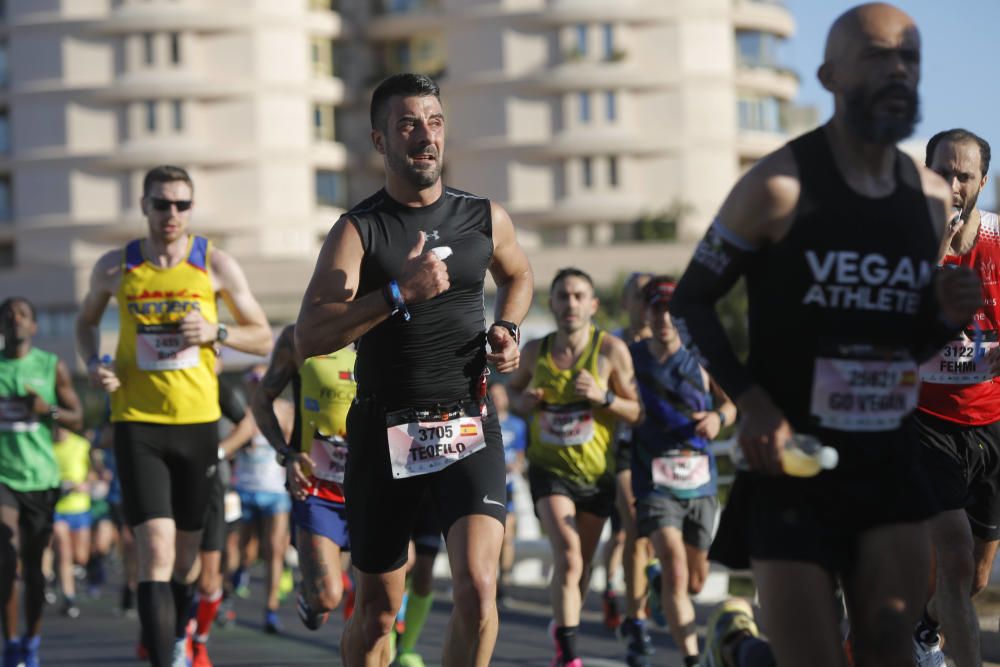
(291, 496), (350, 550)
(54, 511), (92, 532)
(505, 481), (516, 513)
(238, 490), (291, 522)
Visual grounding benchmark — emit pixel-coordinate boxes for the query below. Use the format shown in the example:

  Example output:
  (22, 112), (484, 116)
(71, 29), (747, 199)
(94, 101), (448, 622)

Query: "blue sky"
(785, 0), (999, 208)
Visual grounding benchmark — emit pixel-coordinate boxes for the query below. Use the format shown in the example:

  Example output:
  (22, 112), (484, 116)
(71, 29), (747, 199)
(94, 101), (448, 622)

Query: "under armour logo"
(425, 230), (441, 242)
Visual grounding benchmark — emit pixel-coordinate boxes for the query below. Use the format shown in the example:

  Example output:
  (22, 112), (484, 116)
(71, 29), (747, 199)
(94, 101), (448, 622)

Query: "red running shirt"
(919, 211), (1000, 425)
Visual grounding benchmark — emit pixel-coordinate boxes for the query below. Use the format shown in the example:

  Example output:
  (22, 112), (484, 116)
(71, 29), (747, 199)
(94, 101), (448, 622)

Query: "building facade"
(0, 0), (803, 363)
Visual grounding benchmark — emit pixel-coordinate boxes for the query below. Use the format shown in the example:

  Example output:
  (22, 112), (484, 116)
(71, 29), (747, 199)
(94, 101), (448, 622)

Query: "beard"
(385, 145), (442, 189)
(844, 83), (921, 144)
(958, 187), (981, 222)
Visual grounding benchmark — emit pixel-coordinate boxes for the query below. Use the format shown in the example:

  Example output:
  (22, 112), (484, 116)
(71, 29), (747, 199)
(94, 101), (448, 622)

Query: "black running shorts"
(0, 484), (58, 544)
(200, 470), (226, 552)
(412, 491), (443, 558)
(912, 411), (1000, 540)
(528, 465), (616, 519)
(114, 421), (219, 531)
(344, 396), (506, 574)
(709, 426), (939, 573)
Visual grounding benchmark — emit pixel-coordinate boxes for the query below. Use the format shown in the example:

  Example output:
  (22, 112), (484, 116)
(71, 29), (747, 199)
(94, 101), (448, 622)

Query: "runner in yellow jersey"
(75, 166), (273, 667)
(51, 428), (92, 620)
(507, 267), (641, 667)
(250, 325), (356, 633)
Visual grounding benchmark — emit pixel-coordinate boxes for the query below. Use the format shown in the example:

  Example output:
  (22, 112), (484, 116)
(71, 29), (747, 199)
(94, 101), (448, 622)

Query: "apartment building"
(0, 0), (803, 362)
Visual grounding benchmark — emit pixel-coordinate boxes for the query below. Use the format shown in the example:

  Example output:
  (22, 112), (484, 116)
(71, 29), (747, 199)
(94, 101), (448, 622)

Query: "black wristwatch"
(601, 389), (615, 408)
(216, 322), (229, 344)
(490, 320), (520, 345)
(275, 447), (291, 467)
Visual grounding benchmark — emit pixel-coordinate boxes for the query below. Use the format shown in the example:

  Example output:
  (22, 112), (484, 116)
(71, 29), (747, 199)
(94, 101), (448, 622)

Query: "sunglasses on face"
(148, 197), (193, 212)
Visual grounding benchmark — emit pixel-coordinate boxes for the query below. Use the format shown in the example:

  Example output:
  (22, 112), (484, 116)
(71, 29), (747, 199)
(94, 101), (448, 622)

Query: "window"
(145, 100), (157, 132)
(0, 110), (8, 153)
(313, 104), (335, 142)
(171, 100), (183, 131)
(0, 40), (8, 86)
(311, 37), (334, 77)
(602, 23), (614, 60)
(737, 95), (784, 132)
(574, 24), (587, 56)
(578, 92), (590, 123)
(316, 170), (345, 207)
(169, 32), (181, 65)
(608, 156), (619, 187)
(143, 33), (154, 65)
(735, 30), (782, 69)
(582, 157), (593, 188)
(0, 176), (11, 221)
(605, 91), (616, 121)
(0, 243), (11, 269)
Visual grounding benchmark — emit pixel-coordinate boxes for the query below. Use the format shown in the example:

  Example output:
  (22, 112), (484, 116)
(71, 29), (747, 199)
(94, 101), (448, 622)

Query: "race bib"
(0, 397), (37, 432)
(651, 451), (711, 491)
(309, 432), (348, 484)
(538, 402), (595, 446)
(920, 338), (998, 385)
(136, 323), (199, 371)
(386, 404), (487, 479)
(223, 491), (242, 524)
(810, 353), (918, 432)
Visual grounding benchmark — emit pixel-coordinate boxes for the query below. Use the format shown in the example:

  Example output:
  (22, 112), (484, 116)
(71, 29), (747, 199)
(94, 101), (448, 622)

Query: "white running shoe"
(912, 634), (945, 667)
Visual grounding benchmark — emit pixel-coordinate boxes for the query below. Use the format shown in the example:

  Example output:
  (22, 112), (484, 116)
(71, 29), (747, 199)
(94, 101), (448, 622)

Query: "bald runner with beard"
(670, 4), (981, 667)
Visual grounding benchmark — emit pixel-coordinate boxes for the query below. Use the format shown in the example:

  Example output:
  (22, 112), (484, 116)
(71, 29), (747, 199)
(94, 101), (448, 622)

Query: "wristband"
(386, 280), (410, 322)
(491, 320), (520, 345)
(716, 409), (727, 427)
(601, 389), (615, 408)
(48, 405), (60, 423)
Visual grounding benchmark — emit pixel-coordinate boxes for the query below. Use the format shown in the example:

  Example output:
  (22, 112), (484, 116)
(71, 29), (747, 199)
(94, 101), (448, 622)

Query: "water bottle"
(729, 433), (838, 478)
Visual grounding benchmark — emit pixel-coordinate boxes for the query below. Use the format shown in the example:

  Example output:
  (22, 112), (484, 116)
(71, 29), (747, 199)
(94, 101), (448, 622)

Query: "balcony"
(520, 60), (673, 93)
(367, 0), (444, 41)
(732, 0), (795, 38)
(735, 65), (798, 100)
(530, 0), (669, 25)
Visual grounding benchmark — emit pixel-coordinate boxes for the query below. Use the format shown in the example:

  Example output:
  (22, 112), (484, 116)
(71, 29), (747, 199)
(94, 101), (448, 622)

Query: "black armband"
(670, 221), (758, 400)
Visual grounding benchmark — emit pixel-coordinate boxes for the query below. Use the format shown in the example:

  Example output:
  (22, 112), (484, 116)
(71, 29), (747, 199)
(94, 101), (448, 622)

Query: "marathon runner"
(75, 165), (273, 667)
(296, 73), (533, 666)
(489, 382), (526, 608)
(669, 4), (982, 665)
(507, 267), (641, 667)
(0, 296), (83, 667)
(51, 427), (93, 619)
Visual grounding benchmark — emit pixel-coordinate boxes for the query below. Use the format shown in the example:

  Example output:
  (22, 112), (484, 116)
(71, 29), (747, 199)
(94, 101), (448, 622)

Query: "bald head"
(819, 2), (921, 144)
(824, 3), (918, 65)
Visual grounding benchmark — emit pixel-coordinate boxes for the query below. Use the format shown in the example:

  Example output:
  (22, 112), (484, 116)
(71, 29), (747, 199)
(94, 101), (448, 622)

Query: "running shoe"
(395, 650), (427, 667)
(232, 569), (250, 599)
(617, 616), (654, 665)
(61, 598), (81, 619)
(21, 636), (39, 667)
(296, 592), (328, 631)
(602, 590), (622, 630)
(395, 591), (408, 634)
(548, 620), (584, 667)
(912, 634), (945, 667)
(703, 598), (759, 667)
(191, 640), (213, 667)
(215, 598), (235, 628)
(171, 637), (190, 667)
(644, 560), (666, 627)
(278, 568), (294, 600)
(3, 638), (21, 667)
(264, 608), (282, 634)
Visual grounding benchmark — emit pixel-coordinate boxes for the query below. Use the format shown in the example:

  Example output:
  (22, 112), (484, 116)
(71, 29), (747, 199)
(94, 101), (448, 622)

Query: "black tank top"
(351, 187), (493, 406)
(746, 128), (938, 435)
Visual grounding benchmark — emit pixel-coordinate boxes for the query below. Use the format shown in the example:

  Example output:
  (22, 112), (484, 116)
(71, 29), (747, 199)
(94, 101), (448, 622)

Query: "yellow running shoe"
(703, 598), (759, 667)
(278, 568), (294, 599)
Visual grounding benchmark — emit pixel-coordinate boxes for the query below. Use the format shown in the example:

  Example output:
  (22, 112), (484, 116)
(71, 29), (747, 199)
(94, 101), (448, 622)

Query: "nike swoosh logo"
(482, 495), (505, 508)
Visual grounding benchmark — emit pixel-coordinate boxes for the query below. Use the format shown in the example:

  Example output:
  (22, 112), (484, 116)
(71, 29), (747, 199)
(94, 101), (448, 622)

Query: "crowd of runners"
(2, 2), (1000, 666)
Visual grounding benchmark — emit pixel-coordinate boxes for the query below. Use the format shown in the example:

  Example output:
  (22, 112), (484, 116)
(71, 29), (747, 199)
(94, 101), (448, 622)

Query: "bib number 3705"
(386, 415), (487, 479)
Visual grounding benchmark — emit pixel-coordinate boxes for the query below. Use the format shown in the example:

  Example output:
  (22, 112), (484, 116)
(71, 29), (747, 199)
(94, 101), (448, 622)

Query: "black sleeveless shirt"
(746, 128), (939, 435)
(350, 187), (493, 406)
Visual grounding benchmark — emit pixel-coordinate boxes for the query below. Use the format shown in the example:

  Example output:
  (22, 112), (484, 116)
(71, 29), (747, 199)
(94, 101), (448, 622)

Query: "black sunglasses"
(149, 197), (192, 212)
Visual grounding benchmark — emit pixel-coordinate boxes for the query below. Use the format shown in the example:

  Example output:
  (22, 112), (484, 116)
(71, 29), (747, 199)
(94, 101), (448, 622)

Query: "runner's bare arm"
(602, 336), (642, 425)
(75, 251), (122, 392)
(707, 375), (737, 430)
(506, 338), (542, 415)
(210, 248), (273, 357)
(486, 202), (533, 373)
(250, 325), (299, 458)
(220, 413), (255, 459)
(52, 361), (84, 431)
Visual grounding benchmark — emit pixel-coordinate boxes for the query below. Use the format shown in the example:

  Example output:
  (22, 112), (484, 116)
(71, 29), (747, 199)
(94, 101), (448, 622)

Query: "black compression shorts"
(912, 411), (1000, 541)
(344, 396), (506, 574)
(200, 471), (226, 552)
(114, 421), (219, 531)
(528, 466), (616, 519)
(0, 484), (58, 544)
